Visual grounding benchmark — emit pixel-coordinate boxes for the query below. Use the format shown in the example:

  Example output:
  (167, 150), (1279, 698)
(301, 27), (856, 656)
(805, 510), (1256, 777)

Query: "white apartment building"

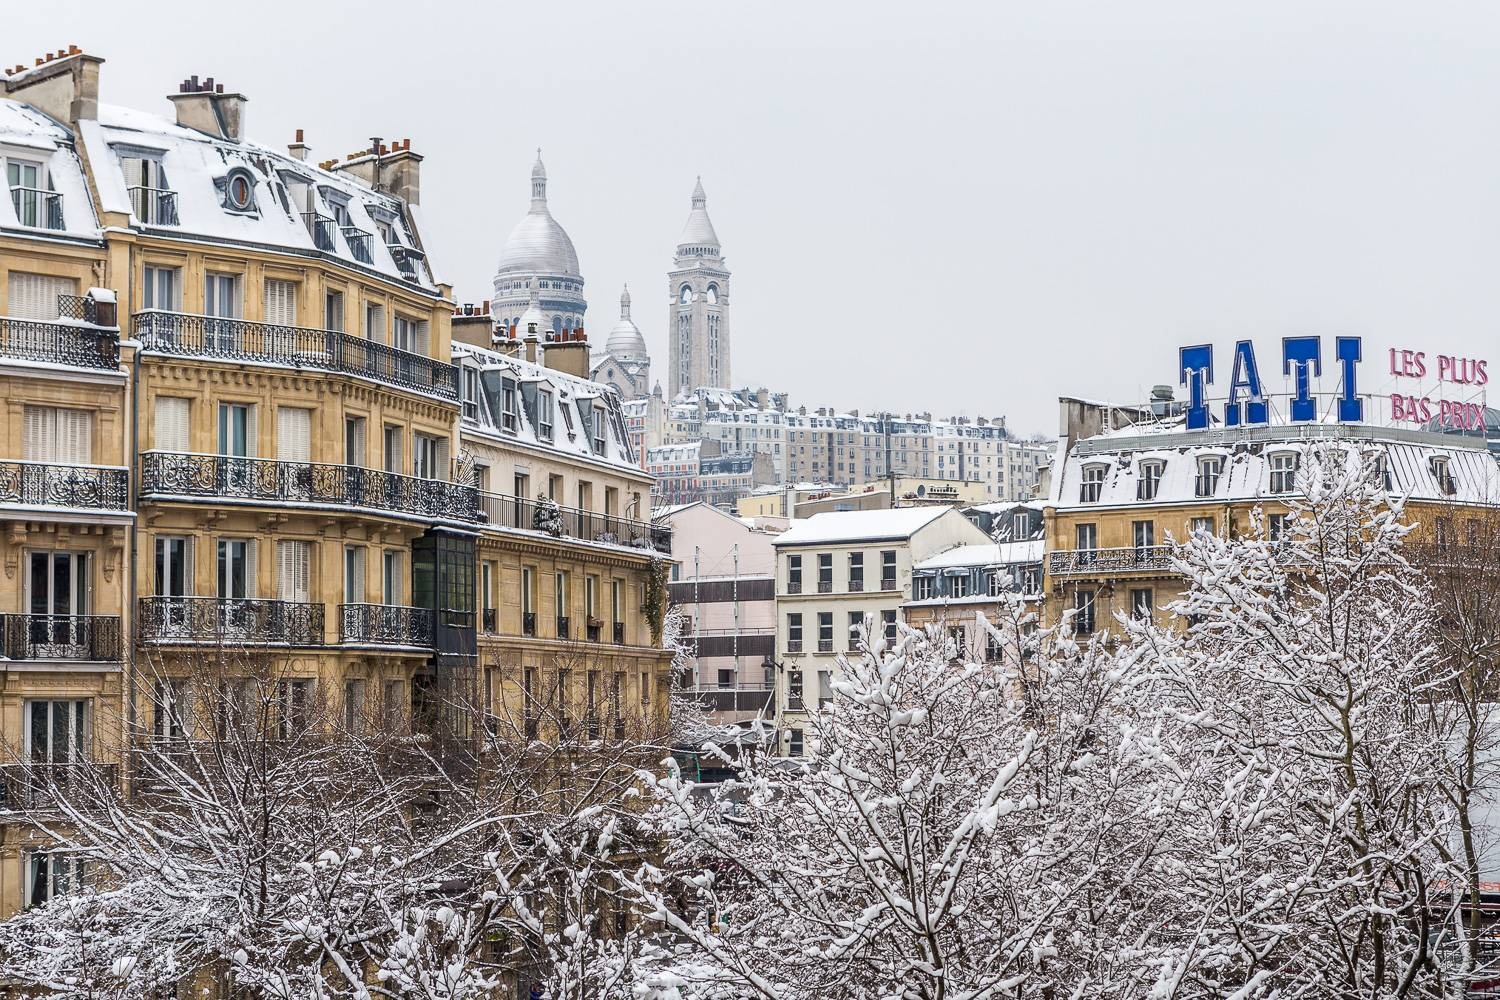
(771, 506), (989, 755)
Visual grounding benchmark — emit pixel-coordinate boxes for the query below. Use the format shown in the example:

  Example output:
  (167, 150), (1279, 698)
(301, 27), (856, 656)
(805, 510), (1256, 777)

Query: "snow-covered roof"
(454, 342), (645, 478)
(75, 103), (434, 289)
(964, 499), (1046, 515)
(0, 99), (100, 240)
(914, 540), (1044, 571)
(1054, 424), (1500, 510)
(773, 506), (950, 547)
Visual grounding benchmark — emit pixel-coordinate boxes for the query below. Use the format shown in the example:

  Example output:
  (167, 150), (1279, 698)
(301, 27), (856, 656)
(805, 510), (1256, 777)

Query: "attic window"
(1079, 464), (1107, 504)
(537, 390), (554, 442)
(1195, 456), (1223, 498)
(1430, 456), (1457, 496)
(1137, 460), (1164, 501)
(500, 377), (519, 433)
(461, 368), (479, 422)
(1269, 451), (1298, 494)
(221, 167), (257, 214)
(591, 407), (606, 454)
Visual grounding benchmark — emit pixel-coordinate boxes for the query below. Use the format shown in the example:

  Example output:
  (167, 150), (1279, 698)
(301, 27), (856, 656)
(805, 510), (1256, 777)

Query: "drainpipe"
(126, 242), (140, 747)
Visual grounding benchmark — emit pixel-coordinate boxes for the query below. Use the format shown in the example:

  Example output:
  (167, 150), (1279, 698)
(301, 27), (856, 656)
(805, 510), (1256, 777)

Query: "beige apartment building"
(772, 506), (988, 755)
(0, 48), (672, 918)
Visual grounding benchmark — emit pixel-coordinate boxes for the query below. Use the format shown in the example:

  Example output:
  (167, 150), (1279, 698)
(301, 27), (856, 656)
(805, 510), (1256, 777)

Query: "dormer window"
(1011, 511), (1028, 539)
(1430, 456), (1457, 496)
(1079, 464), (1107, 504)
(500, 377), (519, 433)
(1195, 456), (1223, 498)
(6, 157), (62, 230)
(1137, 460), (1164, 501)
(120, 154), (177, 226)
(1371, 453), (1393, 491)
(214, 166), (259, 215)
(591, 407), (607, 454)
(537, 390), (554, 442)
(461, 368), (479, 421)
(1269, 451), (1298, 494)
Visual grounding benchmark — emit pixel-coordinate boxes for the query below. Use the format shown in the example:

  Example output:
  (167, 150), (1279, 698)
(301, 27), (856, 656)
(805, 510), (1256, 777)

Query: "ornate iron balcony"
(818, 639), (834, 652)
(1047, 545), (1176, 577)
(138, 597), (325, 645)
(339, 603), (434, 647)
(9, 186), (64, 230)
(133, 310), (460, 402)
(786, 581), (802, 594)
(817, 581), (833, 593)
(849, 579), (864, 592)
(880, 576), (898, 591)
(127, 186), (178, 226)
(140, 452), (481, 523)
(0, 763), (119, 812)
(303, 212), (337, 251)
(0, 317), (119, 371)
(476, 491), (671, 553)
(0, 461), (129, 511)
(786, 639), (803, 653)
(341, 226), (374, 264)
(2, 614), (122, 661)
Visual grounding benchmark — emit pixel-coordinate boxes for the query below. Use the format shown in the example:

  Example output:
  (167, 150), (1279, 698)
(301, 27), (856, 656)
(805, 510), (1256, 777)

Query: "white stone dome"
(496, 151), (581, 277)
(676, 176), (720, 251)
(605, 286), (648, 359)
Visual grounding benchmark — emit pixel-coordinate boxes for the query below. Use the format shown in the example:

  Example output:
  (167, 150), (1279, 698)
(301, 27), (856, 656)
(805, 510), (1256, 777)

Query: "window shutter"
(415, 320), (430, 357)
(7, 272), (76, 321)
(264, 279), (296, 326)
(58, 409), (91, 464)
(278, 542), (309, 602)
(23, 406), (47, 461)
(277, 408), (311, 462)
(155, 398), (190, 452)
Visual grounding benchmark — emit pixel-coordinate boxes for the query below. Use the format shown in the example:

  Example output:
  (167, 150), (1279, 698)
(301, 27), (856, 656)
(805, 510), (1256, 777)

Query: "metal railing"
(138, 597), (325, 645)
(787, 581), (803, 594)
(0, 317), (118, 370)
(849, 578), (864, 592)
(133, 310), (460, 401)
(127, 186), (178, 226)
(339, 603), (435, 647)
(56, 294), (97, 324)
(880, 576), (898, 591)
(303, 212), (336, 251)
(818, 639), (834, 652)
(9, 186), (63, 230)
(140, 451), (482, 523)
(1048, 546), (1176, 576)
(2, 614), (121, 661)
(387, 243), (419, 278)
(787, 639), (803, 653)
(817, 580), (833, 593)
(587, 622), (601, 642)
(477, 491), (671, 553)
(341, 226), (374, 264)
(0, 763), (119, 811)
(0, 461), (129, 511)
(523, 612), (537, 637)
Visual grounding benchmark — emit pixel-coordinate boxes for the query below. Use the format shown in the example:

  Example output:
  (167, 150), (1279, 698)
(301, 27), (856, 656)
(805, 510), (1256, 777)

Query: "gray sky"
(13, 2), (1500, 436)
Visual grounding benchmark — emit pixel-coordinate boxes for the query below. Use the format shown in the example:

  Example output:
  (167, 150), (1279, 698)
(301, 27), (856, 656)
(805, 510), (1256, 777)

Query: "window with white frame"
(6, 157), (57, 229)
(1078, 465), (1107, 504)
(951, 574), (970, 598)
(537, 390), (555, 441)
(1195, 456), (1223, 497)
(413, 434), (444, 480)
(501, 378), (519, 433)
(1137, 460), (1164, 501)
(264, 278), (297, 326)
(7, 271), (75, 320)
(913, 576), (935, 600)
(1430, 456), (1457, 496)
(142, 265), (180, 311)
(462, 367), (480, 421)
(1269, 452), (1298, 493)
(24, 406), (91, 464)
(25, 851), (86, 908)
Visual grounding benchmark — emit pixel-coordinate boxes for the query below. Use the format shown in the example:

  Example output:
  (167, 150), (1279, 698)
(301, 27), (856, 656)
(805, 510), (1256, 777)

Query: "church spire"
(530, 149), (547, 206)
(691, 175), (706, 209)
(620, 284), (631, 320)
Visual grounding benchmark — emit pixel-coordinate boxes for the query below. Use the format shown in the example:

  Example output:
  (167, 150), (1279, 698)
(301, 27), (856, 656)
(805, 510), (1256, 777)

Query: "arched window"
(705, 284), (719, 305)
(552, 316), (563, 335)
(679, 285), (693, 305)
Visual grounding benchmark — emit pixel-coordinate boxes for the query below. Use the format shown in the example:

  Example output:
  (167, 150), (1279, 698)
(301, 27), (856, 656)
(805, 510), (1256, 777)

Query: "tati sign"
(1177, 337), (1488, 432)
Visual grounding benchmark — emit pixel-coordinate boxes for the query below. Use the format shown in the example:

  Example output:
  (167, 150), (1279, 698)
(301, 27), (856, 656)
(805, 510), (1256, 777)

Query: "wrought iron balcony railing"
(849, 579), (864, 592)
(786, 639), (803, 653)
(0, 461), (129, 511)
(2, 614), (122, 661)
(341, 226), (374, 264)
(477, 491), (671, 554)
(387, 243), (423, 278)
(303, 212), (336, 251)
(0, 317), (119, 370)
(133, 310), (460, 401)
(127, 186), (178, 226)
(587, 622), (601, 642)
(787, 581), (802, 594)
(9, 186), (63, 230)
(140, 451), (482, 523)
(880, 576), (898, 591)
(0, 763), (119, 812)
(818, 639), (834, 652)
(1047, 546), (1176, 577)
(339, 603), (435, 648)
(817, 580), (833, 593)
(138, 597), (325, 645)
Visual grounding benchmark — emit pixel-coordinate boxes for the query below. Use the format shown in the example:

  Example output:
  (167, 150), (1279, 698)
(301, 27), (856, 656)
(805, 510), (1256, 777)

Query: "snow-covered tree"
(630, 598), (1175, 1000)
(1122, 442), (1466, 999)
(0, 647), (671, 999)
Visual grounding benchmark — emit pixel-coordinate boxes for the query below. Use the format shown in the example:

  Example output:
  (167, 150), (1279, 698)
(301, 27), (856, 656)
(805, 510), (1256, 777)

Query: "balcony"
(138, 597), (325, 645)
(303, 212), (337, 251)
(128, 186), (179, 226)
(134, 310), (460, 402)
(341, 226), (374, 264)
(0, 314), (120, 371)
(686, 683), (776, 715)
(818, 639), (834, 653)
(140, 452), (482, 524)
(1047, 546), (1175, 577)
(849, 579), (864, 593)
(817, 581), (833, 594)
(787, 581), (803, 594)
(9, 186), (63, 230)
(2, 614), (122, 661)
(387, 243), (424, 279)
(0, 763), (119, 812)
(477, 491), (671, 554)
(0, 461), (129, 512)
(787, 639), (803, 653)
(880, 576), (898, 592)
(587, 621), (602, 642)
(339, 603), (435, 648)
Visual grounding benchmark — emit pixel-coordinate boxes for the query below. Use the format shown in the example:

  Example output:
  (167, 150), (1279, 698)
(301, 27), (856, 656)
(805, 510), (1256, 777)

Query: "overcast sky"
(13, 2), (1500, 436)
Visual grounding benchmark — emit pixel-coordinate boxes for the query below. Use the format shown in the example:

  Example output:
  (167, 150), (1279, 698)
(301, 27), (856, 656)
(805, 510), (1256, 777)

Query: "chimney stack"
(287, 127), (308, 161)
(2, 45), (102, 125)
(168, 75), (248, 141)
